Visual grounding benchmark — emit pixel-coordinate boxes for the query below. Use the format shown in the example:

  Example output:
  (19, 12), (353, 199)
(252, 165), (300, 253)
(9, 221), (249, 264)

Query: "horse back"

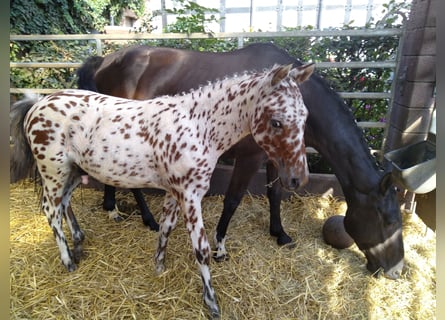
(93, 44), (298, 100)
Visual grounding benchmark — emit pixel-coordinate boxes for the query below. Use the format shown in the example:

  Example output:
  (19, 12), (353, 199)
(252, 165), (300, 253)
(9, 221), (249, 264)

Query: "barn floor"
(10, 179), (435, 319)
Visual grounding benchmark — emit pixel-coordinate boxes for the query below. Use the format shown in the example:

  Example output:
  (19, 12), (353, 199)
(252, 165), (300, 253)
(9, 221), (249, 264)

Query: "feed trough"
(384, 140), (436, 194)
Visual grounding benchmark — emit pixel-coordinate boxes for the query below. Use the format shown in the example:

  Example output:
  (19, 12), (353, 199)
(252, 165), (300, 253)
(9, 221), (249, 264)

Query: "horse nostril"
(290, 178), (300, 189)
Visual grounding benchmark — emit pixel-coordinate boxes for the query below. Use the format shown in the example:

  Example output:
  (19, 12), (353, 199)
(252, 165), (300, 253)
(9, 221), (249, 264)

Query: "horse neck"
(331, 142), (382, 198)
(186, 75), (257, 155)
(303, 76), (383, 197)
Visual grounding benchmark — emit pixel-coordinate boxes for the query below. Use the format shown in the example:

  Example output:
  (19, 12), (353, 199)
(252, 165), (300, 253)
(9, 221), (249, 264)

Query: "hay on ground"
(10, 179), (435, 319)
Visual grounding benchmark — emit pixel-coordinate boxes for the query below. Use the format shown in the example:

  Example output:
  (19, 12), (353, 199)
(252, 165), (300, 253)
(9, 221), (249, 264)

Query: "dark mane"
(308, 69), (382, 171)
(247, 42), (376, 167)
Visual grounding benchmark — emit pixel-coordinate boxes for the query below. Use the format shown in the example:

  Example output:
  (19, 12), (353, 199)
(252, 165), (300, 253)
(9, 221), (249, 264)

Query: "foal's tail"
(10, 94), (40, 183)
(76, 55), (104, 91)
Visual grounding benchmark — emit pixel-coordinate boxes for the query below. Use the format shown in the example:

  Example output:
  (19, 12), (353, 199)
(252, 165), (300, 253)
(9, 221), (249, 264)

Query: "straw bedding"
(10, 179), (435, 319)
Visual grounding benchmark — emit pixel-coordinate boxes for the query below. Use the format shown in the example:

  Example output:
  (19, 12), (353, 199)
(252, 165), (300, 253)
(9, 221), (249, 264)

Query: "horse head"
(250, 63), (314, 192)
(343, 173), (404, 279)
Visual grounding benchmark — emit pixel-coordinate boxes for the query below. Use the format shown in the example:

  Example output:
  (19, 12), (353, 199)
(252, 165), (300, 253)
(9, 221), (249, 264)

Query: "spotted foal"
(10, 63), (314, 318)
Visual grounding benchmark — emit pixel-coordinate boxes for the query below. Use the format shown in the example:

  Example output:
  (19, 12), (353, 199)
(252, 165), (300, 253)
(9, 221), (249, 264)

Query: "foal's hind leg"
(62, 177), (85, 263)
(41, 179), (78, 271)
(61, 175), (86, 263)
(154, 194), (180, 273)
(64, 205), (85, 262)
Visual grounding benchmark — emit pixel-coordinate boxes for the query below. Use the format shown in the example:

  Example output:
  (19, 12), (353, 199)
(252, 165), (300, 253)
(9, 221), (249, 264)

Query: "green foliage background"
(10, 0), (411, 172)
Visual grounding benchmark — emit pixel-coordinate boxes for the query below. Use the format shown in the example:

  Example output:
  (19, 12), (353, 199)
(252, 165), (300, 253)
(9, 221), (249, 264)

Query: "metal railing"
(10, 28), (403, 137)
(10, 28), (402, 53)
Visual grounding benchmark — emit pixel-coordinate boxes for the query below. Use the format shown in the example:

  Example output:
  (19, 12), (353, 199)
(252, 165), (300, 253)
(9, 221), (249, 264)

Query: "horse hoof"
(113, 215), (124, 222)
(73, 248), (84, 264)
(155, 263), (166, 275)
(65, 262), (77, 272)
(276, 233), (293, 246)
(281, 241), (296, 250)
(205, 299), (220, 319)
(108, 206), (124, 222)
(144, 220), (160, 232)
(213, 252), (229, 262)
(209, 309), (220, 319)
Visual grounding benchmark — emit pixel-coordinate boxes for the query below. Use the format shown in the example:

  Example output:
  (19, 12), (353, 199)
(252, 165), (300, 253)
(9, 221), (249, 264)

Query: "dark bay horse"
(10, 64), (313, 317)
(76, 43), (404, 279)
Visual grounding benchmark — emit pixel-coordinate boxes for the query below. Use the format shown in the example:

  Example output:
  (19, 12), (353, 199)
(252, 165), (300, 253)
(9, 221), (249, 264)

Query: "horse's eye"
(270, 119), (282, 129)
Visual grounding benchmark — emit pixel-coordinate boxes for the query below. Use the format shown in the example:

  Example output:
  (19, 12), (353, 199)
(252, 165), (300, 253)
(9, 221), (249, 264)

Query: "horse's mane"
(303, 64), (383, 170)
(170, 66), (271, 100)
(224, 44), (384, 173)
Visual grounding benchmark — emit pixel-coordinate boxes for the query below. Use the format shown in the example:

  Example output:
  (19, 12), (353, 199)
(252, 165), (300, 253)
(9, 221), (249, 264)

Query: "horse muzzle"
(366, 257), (404, 280)
(383, 259), (404, 279)
(279, 166), (309, 192)
(363, 229), (404, 280)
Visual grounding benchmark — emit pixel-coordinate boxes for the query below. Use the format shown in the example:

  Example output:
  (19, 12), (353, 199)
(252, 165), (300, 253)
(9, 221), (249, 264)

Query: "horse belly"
(68, 127), (165, 190)
(76, 152), (165, 190)
(87, 163), (166, 190)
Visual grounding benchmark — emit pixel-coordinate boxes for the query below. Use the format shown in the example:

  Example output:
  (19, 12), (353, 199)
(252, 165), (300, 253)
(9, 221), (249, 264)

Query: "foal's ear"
(271, 64), (293, 86)
(290, 63), (315, 83)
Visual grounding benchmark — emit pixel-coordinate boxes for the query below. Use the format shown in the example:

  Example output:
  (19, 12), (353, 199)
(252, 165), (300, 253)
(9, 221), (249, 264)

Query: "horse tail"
(76, 55), (104, 91)
(10, 94), (40, 183)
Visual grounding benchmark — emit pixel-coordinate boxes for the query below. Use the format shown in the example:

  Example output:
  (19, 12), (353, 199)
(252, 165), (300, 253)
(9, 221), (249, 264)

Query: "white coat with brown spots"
(12, 63), (314, 319)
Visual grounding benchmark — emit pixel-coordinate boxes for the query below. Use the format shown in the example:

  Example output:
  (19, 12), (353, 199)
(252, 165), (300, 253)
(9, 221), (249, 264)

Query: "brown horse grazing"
(76, 43), (404, 279)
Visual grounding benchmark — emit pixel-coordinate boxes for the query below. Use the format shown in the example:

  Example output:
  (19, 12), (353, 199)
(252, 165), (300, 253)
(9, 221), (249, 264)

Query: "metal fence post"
(237, 36), (244, 48)
(95, 39), (102, 56)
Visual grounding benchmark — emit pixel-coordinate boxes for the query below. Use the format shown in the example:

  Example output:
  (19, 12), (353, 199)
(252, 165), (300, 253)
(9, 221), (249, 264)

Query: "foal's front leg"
(154, 194), (180, 273)
(182, 195), (220, 319)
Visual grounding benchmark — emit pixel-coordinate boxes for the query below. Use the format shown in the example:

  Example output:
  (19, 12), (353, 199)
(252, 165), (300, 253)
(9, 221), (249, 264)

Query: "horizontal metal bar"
(306, 146), (382, 154)
(9, 88), (391, 100)
(10, 62), (82, 68)
(315, 61), (396, 68)
(9, 28), (402, 42)
(338, 92), (391, 99)
(223, 4), (385, 14)
(357, 121), (386, 128)
(10, 88), (63, 94)
(9, 61), (396, 70)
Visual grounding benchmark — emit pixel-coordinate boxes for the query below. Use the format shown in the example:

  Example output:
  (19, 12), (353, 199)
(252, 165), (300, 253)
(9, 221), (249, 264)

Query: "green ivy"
(10, 0), (95, 35)
(164, 0), (219, 34)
